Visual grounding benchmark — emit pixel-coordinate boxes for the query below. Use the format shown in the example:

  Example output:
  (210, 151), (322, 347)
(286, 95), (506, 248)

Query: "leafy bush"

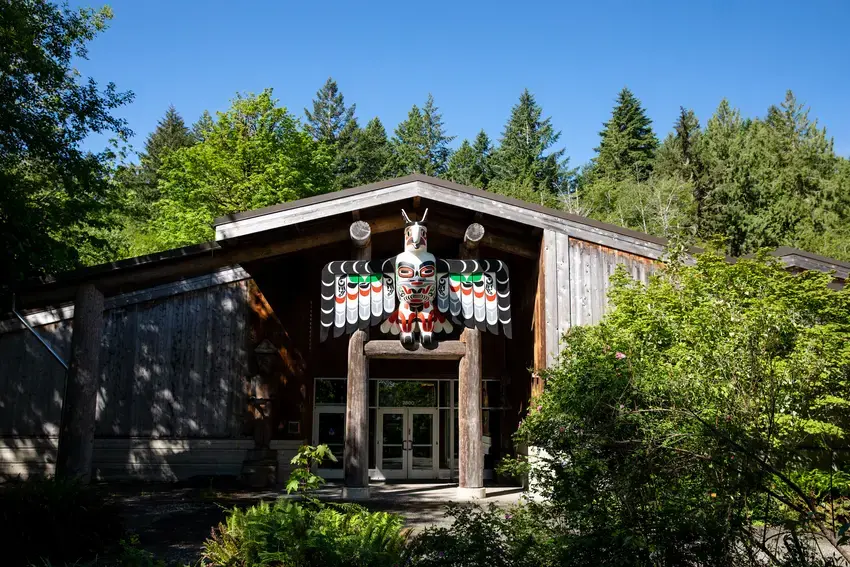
(404, 502), (568, 567)
(0, 477), (124, 566)
(201, 499), (405, 566)
(509, 247), (850, 565)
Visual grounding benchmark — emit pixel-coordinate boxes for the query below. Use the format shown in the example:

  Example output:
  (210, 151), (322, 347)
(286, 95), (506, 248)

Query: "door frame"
(375, 407), (439, 480)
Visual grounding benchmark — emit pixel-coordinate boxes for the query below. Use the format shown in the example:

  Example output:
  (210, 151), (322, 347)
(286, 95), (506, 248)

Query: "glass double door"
(376, 408), (438, 479)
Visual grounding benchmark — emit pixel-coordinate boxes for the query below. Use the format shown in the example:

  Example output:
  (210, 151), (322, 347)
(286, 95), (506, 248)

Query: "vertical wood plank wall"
(540, 231), (658, 365)
(0, 279), (257, 480)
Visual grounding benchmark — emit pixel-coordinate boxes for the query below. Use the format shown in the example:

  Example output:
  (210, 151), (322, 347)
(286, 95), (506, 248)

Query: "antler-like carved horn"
(401, 209), (411, 224)
(420, 208), (429, 223)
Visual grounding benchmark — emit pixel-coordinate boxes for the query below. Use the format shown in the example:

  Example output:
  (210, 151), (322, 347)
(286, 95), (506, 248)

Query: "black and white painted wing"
(320, 258), (396, 341)
(435, 259), (512, 338)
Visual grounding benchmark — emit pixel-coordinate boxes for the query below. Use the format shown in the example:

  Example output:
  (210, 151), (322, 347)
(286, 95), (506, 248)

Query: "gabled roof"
(213, 174), (669, 252)
(9, 174), (848, 310)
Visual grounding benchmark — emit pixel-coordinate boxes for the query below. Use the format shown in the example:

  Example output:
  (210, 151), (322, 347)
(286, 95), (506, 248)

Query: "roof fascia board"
(416, 182), (667, 260)
(214, 178), (667, 260)
(215, 182), (423, 240)
(776, 254), (849, 280)
(0, 266), (250, 334)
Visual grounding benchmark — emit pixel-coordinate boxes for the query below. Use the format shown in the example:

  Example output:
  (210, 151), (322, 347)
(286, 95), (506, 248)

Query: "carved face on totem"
(396, 210), (437, 309)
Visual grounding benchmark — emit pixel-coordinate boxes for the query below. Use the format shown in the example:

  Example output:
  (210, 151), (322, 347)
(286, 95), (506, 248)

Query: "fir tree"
(192, 110), (215, 143)
(656, 107), (706, 229)
(491, 89), (568, 194)
(593, 87), (658, 181)
(447, 130), (493, 188)
(391, 94), (454, 176)
(304, 77), (356, 143)
(139, 105), (195, 198)
(344, 117), (392, 187)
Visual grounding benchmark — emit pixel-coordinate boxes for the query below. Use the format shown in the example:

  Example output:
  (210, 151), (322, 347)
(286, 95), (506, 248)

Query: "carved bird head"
(402, 208), (428, 251)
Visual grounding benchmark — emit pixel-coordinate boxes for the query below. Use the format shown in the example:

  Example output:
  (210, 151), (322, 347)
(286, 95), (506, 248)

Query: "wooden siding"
(0, 437), (302, 481)
(96, 280), (251, 438)
(0, 321), (72, 437)
(569, 238), (656, 327)
(0, 280), (252, 439)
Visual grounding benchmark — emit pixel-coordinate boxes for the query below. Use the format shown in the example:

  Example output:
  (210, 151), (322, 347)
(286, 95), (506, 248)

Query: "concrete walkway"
(316, 482), (526, 528)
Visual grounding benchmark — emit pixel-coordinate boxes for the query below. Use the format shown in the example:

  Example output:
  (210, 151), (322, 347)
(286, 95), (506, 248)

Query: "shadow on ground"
(100, 478), (525, 565)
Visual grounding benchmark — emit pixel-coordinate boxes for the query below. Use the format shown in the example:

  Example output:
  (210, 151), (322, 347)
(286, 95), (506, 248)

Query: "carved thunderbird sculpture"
(320, 209), (512, 347)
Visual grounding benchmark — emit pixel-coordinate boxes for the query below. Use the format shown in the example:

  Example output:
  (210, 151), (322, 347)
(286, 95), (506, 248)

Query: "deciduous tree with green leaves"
(0, 0), (133, 284)
(144, 90), (332, 251)
(514, 246), (850, 564)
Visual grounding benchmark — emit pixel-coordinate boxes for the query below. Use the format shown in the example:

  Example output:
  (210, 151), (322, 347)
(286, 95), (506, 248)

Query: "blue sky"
(73, 0), (850, 165)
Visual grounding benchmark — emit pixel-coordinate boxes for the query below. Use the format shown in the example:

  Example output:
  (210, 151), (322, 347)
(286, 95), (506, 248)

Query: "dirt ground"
(103, 478), (525, 565)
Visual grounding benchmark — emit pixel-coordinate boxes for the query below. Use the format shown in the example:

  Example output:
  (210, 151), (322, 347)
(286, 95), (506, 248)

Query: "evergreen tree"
(138, 105), (195, 201)
(490, 89), (568, 195)
(192, 110), (215, 142)
(304, 78), (359, 189)
(343, 117), (392, 187)
(656, 107), (706, 230)
(592, 87), (658, 181)
(391, 94), (454, 176)
(698, 99), (751, 253)
(304, 77), (356, 143)
(447, 130), (493, 188)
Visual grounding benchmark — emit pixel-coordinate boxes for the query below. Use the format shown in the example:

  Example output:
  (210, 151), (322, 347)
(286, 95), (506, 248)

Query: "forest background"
(3, 0), (849, 287)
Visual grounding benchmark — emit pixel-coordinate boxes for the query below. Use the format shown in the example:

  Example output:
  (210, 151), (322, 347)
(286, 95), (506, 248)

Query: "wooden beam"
(464, 223), (485, 251)
(458, 225), (485, 498)
(343, 222), (371, 499)
(363, 340), (466, 360)
(349, 220), (371, 249)
(17, 214), (407, 308)
(56, 284), (104, 483)
(426, 219), (537, 259)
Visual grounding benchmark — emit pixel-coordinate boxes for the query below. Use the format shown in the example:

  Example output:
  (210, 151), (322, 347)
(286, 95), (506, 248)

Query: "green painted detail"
(348, 274), (381, 284)
(449, 273), (482, 283)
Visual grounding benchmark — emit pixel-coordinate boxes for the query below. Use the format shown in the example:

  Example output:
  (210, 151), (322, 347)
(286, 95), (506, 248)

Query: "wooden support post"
(458, 223), (485, 499)
(343, 221), (371, 500)
(56, 284), (104, 483)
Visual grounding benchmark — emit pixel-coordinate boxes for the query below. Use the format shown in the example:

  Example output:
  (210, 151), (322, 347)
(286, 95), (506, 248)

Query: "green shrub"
(0, 477), (124, 566)
(201, 499), (405, 566)
(509, 247), (850, 565)
(404, 502), (569, 567)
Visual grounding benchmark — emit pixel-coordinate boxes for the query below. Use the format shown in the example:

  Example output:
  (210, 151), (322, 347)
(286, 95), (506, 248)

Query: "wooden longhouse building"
(1, 174), (848, 498)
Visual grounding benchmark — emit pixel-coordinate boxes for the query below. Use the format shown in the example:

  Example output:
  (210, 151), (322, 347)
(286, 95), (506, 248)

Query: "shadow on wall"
(0, 279), (275, 482)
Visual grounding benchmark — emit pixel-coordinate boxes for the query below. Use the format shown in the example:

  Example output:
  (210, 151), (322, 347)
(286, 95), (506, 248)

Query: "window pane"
(411, 413), (432, 445)
(381, 413), (404, 444)
(382, 446), (403, 470)
(315, 379), (346, 405)
(317, 412), (344, 469)
(378, 380), (437, 407)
